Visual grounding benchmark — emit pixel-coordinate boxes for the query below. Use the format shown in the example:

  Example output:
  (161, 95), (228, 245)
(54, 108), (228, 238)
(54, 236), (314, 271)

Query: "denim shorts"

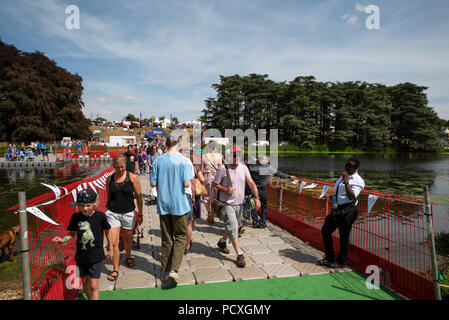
(77, 260), (103, 279)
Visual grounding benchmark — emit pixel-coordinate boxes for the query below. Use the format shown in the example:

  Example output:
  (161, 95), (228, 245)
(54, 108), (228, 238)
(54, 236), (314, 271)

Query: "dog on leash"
(0, 225), (20, 262)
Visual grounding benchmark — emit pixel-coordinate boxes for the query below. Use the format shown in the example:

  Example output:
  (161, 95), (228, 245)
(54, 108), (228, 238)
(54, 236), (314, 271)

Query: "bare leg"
(106, 227), (121, 278)
(121, 229), (134, 261)
(82, 277), (91, 299)
(88, 278), (100, 300)
(185, 222), (192, 250)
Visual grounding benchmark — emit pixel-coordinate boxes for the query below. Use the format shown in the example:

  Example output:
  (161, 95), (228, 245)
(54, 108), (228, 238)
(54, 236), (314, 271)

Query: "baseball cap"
(69, 189), (97, 206)
(230, 145), (242, 153)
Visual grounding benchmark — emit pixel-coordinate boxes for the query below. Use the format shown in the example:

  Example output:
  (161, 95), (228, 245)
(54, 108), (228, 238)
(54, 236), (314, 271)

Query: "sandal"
(125, 257), (136, 267)
(107, 270), (119, 281)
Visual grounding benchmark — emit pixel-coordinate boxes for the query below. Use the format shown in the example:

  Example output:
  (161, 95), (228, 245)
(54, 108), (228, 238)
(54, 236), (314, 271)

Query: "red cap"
(230, 145), (242, 153)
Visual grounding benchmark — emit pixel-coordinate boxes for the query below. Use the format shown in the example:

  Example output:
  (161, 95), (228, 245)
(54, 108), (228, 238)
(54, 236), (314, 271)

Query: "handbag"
(212, 165), (232, 221)
(194, 178), (207, 196)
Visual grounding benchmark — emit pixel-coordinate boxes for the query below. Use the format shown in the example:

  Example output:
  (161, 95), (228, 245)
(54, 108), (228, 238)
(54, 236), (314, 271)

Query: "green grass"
(100, 271), (403, 300)
(0, 256), (23, 290)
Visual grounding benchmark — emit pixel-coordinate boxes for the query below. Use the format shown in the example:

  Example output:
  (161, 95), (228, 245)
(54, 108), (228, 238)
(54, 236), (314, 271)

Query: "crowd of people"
(4, 141), (51, 161)
(52, 132), (365, 300)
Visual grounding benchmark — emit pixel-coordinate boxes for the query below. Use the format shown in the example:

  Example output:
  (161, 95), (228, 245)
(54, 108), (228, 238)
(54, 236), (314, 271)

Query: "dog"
(0, 225), (20, 262)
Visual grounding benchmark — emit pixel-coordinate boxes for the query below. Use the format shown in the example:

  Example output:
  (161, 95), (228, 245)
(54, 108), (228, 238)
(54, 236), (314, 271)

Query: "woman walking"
(201, 141), (222, 224)
(105, 154), (143, 281)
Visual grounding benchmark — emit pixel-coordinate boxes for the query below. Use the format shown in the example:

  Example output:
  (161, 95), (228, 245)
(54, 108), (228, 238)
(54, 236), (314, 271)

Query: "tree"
(388, 83), (441, 151)
(0, 39), (91, 142)
(95, 116), (107, 122)
(124, 113), (138, 122)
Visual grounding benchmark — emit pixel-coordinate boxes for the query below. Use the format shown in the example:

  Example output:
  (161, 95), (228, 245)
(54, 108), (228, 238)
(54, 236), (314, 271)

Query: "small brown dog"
(0, 225), (20, 262)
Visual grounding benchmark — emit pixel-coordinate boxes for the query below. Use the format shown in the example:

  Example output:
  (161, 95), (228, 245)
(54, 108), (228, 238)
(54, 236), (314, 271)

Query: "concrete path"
(99, 174), (351, 292)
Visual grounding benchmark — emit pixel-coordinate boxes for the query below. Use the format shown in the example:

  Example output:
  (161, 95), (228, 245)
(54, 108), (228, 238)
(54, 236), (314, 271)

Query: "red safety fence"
(266, 177), (437, 300)
(55, 148), (71, 162)
(9, 167), (113, 300)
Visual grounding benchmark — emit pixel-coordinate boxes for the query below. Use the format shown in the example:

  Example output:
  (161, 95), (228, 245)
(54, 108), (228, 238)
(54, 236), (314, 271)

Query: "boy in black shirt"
(52, 189), (111, 300)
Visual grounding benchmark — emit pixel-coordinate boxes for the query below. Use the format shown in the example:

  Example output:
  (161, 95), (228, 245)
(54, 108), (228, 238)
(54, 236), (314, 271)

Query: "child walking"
(52, 189), (111, 300)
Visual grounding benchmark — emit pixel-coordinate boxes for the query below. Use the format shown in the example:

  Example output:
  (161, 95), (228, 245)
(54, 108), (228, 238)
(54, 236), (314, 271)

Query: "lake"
(0, 162), (111, 232)
(276, 153), (449, 233)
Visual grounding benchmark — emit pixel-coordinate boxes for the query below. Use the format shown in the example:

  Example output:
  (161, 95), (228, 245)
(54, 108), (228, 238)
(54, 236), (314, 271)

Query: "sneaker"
(217, 240), (230, 254)
(236, 254), (246, 268)
(168, 270), (178, 286)
(238, 226), (245, 237)
(258, 223), (266, 229)
(317, 258), (335, 267)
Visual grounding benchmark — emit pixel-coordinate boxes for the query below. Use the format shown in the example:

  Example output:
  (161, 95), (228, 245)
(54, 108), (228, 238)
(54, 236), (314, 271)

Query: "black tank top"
(106, 172), (136, 213)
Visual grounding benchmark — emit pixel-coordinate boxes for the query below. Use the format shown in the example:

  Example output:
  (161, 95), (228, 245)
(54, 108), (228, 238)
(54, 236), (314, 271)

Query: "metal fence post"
(279, 187), (283, 213)
(424, 185), (441, 300)
(18, 191), (32, 300)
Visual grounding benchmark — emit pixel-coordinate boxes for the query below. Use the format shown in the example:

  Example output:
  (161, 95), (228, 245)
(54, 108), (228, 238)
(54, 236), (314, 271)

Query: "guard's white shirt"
(335, 171), (365, 206)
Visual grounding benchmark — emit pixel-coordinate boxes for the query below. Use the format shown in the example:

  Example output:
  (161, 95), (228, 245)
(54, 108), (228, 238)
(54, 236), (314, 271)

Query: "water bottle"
(331, 195), (338, 209)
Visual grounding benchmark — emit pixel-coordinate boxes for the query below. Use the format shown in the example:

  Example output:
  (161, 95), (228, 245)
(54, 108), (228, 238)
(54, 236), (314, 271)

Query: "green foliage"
(0, 40), (91, 142)
(95, 117), (107, 122)
(435, 232), (449, 256)
(125, 113), (139, 122)
(202, 74), (442, 152)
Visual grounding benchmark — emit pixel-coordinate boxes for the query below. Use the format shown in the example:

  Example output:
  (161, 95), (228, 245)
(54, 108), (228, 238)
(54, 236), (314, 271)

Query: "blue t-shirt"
(150, 152), (193, 216)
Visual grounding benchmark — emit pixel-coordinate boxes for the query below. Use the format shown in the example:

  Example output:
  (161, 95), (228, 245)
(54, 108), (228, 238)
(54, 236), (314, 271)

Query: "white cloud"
(355, 3), (367, 12)
(342, 14), (358, 25)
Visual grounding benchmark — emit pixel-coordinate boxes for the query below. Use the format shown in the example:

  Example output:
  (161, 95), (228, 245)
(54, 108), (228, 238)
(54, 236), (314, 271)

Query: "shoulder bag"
(212, 165), (232, 221)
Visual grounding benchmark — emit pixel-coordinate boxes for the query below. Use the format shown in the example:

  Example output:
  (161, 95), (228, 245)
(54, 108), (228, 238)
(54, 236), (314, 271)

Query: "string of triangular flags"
(295, 179), (380, 214)
(26, 170), (114, 225)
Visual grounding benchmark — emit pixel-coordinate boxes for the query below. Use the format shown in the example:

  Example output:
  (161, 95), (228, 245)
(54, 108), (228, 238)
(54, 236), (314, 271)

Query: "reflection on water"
(0, 162), (111, 232)
(277, 153), (449, 233)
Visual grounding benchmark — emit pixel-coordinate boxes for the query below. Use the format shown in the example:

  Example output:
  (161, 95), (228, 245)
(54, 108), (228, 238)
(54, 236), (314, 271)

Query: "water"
(0, 162), (111, 232)
(276, 153), (449, 233)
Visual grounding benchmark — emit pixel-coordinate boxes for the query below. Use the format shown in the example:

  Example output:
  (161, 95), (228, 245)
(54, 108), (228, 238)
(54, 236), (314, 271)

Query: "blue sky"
(1, 0), (449, 122)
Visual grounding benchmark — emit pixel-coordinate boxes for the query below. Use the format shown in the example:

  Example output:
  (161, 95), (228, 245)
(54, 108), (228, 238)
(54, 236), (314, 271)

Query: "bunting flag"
(41, 183), (61, 199)
(276, 176), (280, 187)
(319, 185), (330, 199)
(292, 180), (299, 185)
(27, 207), (59, 225)
(367, 195), (380, 214)
(284, 178), (289, 188)
(93, 180), (105, 190)
(88, 182), (97, 194)
(72, 189), (77, 203)
(299, 181), (307, 194)
(304, 183), (318, 189)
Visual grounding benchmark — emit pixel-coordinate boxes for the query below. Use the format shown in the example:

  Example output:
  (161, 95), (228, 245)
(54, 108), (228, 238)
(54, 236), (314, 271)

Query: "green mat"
(100, 271), (403, 300)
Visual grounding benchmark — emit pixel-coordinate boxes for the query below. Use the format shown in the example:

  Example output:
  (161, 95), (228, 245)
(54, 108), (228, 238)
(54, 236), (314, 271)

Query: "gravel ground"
(0, 288), (23, 300)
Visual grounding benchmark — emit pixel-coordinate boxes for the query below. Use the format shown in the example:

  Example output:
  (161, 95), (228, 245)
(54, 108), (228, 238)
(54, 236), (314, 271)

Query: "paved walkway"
(99, 175), (352, 292)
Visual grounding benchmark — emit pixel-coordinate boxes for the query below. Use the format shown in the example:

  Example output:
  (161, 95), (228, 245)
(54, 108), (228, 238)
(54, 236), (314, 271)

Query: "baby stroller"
(118, 210), (144, 250)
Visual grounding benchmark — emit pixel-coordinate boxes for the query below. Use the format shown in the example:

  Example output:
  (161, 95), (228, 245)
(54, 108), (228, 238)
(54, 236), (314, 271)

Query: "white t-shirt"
(184, 155), (195, 197)
(334, 171), (365, 206)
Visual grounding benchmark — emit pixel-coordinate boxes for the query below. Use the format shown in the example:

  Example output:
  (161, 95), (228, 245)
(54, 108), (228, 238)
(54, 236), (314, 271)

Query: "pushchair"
(118, 210), (144, 250)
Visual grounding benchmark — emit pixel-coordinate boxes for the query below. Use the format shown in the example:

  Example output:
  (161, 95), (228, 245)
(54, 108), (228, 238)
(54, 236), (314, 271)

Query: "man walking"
(248, 155), (297, 228)
(150, 134), (193, 285)
(123, 144), (138, 174)
(213, 146), (261, 268)
(318, 158), (365, 268)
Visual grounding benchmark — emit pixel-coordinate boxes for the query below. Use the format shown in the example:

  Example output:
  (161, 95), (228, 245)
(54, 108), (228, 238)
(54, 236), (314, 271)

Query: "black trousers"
(250, 189), (268, 226)
(320, 203), (358, 264)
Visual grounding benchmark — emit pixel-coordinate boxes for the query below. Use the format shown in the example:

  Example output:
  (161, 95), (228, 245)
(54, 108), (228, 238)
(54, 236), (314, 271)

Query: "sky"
(1, 0), (449, 122)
